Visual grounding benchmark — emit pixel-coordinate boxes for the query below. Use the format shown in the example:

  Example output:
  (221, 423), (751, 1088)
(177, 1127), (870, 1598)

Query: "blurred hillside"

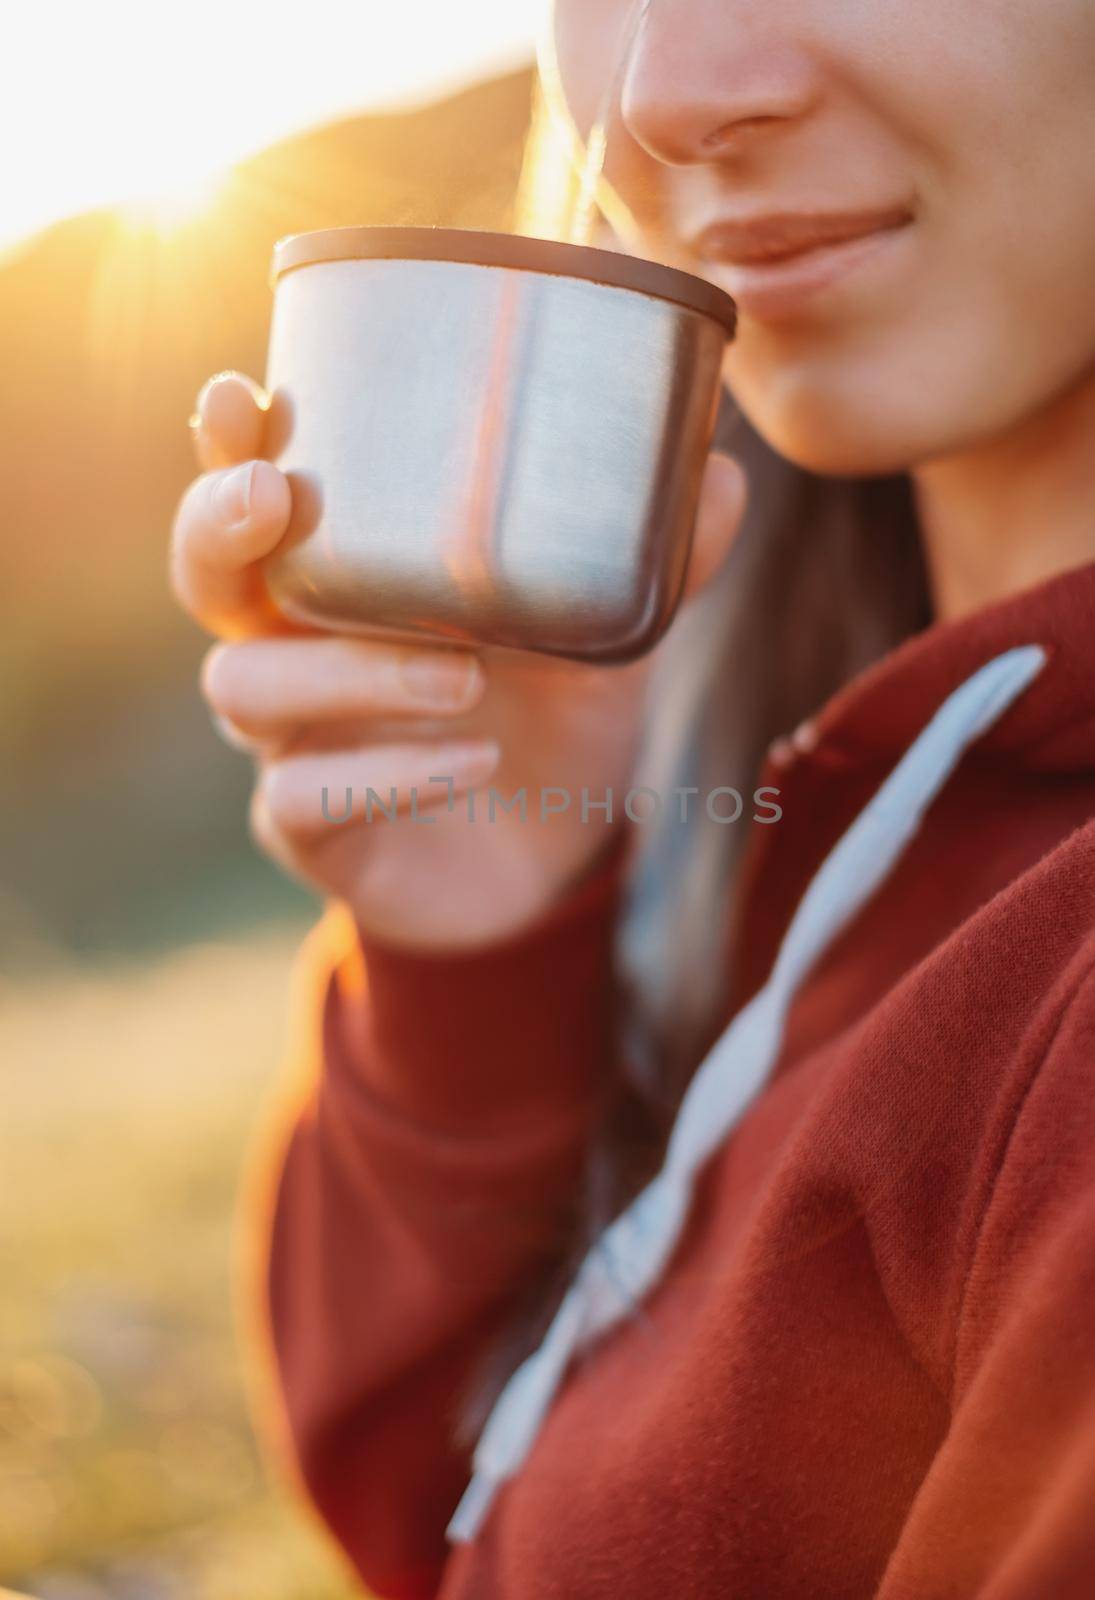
(0, 67), (532, 966)
(0, 67), (534, 1599)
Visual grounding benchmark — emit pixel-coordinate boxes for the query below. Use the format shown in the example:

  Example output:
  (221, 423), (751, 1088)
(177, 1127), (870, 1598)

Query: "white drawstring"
(447, 643), (1047, 1543)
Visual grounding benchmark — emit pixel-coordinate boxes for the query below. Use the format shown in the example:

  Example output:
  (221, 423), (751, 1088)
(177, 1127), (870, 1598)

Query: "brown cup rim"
(270, 226), (737, 337)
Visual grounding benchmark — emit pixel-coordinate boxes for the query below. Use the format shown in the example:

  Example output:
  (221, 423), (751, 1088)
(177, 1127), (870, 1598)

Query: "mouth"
(692, 202), (915, 322)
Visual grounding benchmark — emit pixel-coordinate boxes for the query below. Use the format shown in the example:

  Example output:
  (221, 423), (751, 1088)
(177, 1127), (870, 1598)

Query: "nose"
(619, 2), (823, 166)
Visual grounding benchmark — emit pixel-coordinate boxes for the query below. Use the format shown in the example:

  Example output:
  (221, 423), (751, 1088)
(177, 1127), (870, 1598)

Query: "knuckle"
(199, 643), (233, 707)
(212, 712), (261, 754)
(173, 473), (220, 556)
(248, 782), (284, 853)
(200, 641), (265, 717)
(199, 639), (266, 715)
(257, 762), (295, 830)
(169, 479), (200, 553)
(247, 790), (272, 857)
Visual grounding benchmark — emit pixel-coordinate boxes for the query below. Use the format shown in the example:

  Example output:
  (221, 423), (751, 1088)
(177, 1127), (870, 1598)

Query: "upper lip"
(692, 202), (914, 265)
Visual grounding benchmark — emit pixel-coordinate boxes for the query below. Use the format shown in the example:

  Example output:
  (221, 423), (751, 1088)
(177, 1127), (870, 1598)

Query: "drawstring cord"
(448, 643), (1047, 1544)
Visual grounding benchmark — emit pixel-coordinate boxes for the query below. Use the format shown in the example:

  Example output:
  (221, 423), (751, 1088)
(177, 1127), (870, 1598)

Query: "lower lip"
(707, 224), (912, 322)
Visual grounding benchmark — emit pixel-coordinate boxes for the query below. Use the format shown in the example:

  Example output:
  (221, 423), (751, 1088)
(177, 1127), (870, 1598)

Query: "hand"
(170, 373), (747, 950)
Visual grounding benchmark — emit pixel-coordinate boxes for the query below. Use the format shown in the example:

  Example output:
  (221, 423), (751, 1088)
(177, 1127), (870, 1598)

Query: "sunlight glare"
(2, 0), (544, 247)
(118, 171), (228, 235)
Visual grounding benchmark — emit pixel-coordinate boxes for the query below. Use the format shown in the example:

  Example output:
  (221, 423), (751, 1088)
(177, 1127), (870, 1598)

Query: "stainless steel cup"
(262, 227), (736, 663)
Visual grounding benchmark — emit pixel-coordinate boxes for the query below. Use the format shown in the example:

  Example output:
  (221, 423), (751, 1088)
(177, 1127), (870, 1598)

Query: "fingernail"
(212, 462), (256, 529)
(399, 653), (484, 708)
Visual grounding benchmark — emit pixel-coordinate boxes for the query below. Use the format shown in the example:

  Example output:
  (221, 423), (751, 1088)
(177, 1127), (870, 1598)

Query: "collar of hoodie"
(769, 557), (1095, 780)
(449, 639), (1051, 1545)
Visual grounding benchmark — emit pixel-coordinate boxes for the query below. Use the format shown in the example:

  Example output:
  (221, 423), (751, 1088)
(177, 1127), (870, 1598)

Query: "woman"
(170, 1), (1095, 1594)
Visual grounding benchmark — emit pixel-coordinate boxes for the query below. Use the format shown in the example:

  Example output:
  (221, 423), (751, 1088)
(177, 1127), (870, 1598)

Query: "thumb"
(681, 451), (748, 602)
(190, 372), (270, 472)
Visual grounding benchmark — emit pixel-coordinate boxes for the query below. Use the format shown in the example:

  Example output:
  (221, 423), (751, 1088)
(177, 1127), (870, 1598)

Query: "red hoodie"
(252, 559), (1095, 1599)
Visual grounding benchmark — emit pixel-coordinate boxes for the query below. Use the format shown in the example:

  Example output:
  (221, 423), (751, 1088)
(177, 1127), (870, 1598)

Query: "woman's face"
(552, 0), (1095, 476)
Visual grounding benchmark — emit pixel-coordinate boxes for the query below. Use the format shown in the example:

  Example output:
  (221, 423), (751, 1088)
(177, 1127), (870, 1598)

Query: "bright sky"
(1, 1), (546, 246)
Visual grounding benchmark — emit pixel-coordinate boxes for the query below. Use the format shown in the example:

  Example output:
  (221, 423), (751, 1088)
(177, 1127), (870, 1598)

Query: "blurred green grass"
(0, 925), (359, 1599)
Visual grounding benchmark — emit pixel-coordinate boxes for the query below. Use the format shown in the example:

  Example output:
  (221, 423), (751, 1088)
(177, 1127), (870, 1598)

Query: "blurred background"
(0, 4), (545, 1594)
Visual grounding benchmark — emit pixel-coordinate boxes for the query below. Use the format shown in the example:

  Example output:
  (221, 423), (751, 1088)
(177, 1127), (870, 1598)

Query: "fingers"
(682, 451), (749, 601)
(170, 459), (294, 638)
(174, 371), (295, 639)
(190, 372), (269, 471)
(256, 737), (501, 839)
(202, 636), (486, 741)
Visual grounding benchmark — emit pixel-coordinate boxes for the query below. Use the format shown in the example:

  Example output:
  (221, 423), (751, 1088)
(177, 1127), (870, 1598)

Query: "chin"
(742, 396), (922, 478)
(762, 419), (916, 479)
(728, 353), (939, 480)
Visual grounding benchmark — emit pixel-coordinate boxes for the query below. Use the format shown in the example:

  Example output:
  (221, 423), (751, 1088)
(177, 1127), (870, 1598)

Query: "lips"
(693, 202), (914, 320)
(694, 203), (913, 265)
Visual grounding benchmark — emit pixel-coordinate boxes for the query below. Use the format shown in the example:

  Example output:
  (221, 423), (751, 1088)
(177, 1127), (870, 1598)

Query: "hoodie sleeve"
(875, 957), (1095, 1600)
(253, 832), (632, 1600)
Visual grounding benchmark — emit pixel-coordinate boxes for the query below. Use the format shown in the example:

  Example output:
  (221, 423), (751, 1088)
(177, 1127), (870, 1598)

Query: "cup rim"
(270, 226), (737, 337)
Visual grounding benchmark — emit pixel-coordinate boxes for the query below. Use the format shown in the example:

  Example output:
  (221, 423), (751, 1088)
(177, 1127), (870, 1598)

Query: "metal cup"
(262, 228), (736, 663)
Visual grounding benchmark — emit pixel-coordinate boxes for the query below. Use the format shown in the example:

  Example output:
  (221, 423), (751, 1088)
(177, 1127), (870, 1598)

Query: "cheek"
(722, 326), (946, 478)
(554, 0), (1095, 475)
(727, 212), (1095, 480)
(727, 7), (1095, 475)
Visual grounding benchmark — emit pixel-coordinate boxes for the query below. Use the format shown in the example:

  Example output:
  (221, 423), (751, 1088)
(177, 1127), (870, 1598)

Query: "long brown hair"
(455, 80), (934, 1446)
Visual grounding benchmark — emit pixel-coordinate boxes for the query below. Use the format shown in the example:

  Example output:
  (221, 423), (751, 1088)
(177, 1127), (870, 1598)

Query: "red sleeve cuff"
(329, 828), (634, 1135)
